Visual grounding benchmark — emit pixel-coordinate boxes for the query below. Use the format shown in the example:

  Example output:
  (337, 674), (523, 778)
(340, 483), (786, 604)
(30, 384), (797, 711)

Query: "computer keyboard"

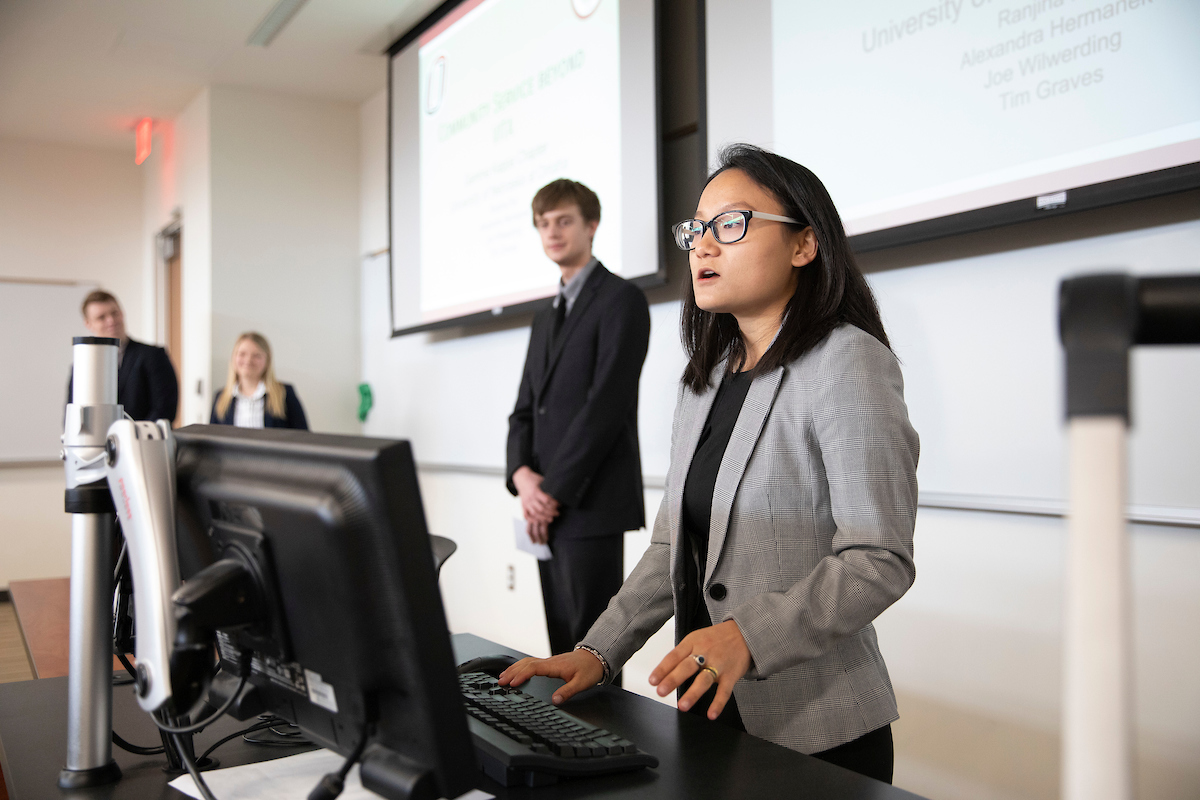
(458, 670), (658, 787)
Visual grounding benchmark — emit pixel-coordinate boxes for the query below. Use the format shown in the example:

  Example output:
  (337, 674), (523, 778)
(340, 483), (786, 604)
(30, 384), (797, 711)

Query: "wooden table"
(9, 577), (123, 679)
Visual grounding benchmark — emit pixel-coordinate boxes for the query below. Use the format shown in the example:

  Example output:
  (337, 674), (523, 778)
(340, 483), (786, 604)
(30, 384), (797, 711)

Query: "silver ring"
(692, 654), (706, 668)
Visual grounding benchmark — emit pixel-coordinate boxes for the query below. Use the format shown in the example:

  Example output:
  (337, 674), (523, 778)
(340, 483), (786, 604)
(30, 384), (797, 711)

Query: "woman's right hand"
(497, 649), (605, 705)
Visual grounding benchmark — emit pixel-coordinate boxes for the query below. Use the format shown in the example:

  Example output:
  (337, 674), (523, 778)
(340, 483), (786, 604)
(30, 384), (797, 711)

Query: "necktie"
(550, 297), (567, 350)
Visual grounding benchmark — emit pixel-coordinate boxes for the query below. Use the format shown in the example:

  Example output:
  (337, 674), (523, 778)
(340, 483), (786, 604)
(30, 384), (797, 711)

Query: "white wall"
(142, 89), (213, 426)
(360, 90), (389, 257)
(0, 136), (144, 587)
(359, 82), (1200, 798)
(142, 86), (361, 431)
(0, 137), (146, 333)
(208, 86), (361, 433)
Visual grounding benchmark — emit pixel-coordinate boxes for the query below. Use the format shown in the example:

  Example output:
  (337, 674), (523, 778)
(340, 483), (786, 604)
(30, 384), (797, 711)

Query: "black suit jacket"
(67, 338), (179, 422)
(506, 263), (651, 540)
(209, 383), (309, 430)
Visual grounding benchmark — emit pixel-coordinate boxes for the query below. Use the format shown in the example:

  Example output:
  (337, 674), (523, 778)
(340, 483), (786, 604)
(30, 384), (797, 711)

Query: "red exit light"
(135, 118), (152, 165)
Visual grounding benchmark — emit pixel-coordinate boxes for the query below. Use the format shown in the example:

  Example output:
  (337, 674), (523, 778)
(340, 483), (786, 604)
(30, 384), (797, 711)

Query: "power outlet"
(506, 564), (515, 591)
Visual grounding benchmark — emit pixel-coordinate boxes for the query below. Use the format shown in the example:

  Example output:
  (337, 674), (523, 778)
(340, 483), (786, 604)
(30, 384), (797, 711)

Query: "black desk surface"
(0, 633), (924, 799)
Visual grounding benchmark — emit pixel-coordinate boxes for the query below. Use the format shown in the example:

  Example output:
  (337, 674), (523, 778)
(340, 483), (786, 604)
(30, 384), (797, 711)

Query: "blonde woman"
(210, 333), (308, 430)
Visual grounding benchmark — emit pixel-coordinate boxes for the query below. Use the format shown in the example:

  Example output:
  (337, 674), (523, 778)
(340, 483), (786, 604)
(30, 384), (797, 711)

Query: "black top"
(678, 369), (753, 730)
(681, 369), (753, 618)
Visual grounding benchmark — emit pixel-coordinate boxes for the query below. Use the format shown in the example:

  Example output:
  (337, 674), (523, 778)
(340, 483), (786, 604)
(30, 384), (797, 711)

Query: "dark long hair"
(681, 144), (890, 393)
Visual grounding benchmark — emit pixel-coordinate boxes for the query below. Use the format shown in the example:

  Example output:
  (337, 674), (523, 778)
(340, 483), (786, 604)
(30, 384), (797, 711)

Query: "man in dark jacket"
(507, 180), (650, 665)
(68, 290), (179, 423)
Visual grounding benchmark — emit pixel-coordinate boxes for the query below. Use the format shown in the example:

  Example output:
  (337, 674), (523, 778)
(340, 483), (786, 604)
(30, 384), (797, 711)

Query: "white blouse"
(232, 382), (267, 428)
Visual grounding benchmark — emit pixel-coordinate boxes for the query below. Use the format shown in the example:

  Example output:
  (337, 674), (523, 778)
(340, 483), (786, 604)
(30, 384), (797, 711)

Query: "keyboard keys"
(458, 669), (654, 775)
(584, 742), (607, 757)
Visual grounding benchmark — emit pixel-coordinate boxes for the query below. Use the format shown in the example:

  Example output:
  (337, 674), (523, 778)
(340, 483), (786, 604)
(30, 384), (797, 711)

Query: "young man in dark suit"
(507, 179), (651, 668)
(68, 290), (179, 423)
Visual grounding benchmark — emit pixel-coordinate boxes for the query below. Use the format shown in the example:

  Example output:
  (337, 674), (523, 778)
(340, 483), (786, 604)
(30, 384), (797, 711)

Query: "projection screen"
(705, 0), (1200, 250)
(388, 0), (661, 335)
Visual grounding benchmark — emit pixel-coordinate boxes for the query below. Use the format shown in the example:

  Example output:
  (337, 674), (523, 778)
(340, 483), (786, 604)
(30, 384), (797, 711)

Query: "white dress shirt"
(232, 382), (267, 428)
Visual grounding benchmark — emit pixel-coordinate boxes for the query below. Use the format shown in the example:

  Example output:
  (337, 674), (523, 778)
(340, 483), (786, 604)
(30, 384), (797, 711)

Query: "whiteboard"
(0, 281), (96, 462)
(361, 216), (1200, 515)
(869, 217), (1200, 511)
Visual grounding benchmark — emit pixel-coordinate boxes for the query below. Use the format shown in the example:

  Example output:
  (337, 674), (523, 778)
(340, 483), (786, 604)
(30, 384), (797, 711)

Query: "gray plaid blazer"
(580, 324), (919, 754)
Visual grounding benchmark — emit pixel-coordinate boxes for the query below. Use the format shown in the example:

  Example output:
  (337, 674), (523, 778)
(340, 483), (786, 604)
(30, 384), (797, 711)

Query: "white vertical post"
(1063, 415), (1133, 800)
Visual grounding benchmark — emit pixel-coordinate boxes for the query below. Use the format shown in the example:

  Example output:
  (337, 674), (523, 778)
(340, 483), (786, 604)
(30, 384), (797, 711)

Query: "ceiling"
(0, 0), (443, 151)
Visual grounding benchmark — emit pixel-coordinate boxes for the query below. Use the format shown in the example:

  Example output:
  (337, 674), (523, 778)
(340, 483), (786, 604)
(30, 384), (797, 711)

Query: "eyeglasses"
(672, 210), (802, 251)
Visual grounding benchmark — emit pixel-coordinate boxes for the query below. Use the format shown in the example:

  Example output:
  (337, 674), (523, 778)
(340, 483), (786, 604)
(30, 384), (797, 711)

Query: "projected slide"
(757, 0), (1200, 235)
(389, 0), (658, 334)
(418, 0), (621, 321)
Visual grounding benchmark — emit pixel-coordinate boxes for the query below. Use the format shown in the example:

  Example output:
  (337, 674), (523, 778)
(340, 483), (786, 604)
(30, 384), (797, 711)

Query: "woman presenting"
(500, 144), (918, 783)
(210, 332), (308, 430)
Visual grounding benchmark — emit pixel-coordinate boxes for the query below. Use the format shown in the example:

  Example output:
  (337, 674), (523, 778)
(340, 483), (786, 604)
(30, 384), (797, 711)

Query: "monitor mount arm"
(104, 420), (266, 718)
(104, 419), (184, 713)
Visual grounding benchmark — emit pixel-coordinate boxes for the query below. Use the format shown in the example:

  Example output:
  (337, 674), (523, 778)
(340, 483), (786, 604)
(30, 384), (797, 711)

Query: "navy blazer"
(210, 383), (309, 430)
(67, 338), (179, 422)
(506, 263), (650, 540)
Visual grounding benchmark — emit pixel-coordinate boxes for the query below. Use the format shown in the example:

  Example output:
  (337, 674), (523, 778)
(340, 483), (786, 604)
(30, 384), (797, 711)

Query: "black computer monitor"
(171, 425), (474, 800)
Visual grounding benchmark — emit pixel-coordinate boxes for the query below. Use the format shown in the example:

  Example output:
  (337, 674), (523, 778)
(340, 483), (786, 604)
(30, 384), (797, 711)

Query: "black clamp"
(1060, 273), (1200, 422)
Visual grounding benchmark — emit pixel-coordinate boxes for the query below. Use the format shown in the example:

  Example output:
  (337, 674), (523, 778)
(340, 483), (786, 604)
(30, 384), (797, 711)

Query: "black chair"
(430, 535), (457, 578)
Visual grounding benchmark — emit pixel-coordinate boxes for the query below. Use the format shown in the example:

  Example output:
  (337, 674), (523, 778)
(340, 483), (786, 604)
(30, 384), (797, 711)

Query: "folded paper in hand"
(514, 515), (553, 561)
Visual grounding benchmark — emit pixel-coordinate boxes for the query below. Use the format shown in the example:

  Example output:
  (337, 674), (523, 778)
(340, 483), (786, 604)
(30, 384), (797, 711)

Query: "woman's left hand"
(648, 619), (752, 719)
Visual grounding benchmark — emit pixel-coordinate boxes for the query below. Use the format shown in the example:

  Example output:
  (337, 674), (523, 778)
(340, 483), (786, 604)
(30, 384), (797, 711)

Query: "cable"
(118, 653), (137, 679)
(111, 652), (164, 755)
(152, 671), (248, 735)
(153, 650), (253, 736)
(197, 720), (279, 763)
(172, 732), (218, 800)
(268, 722), (304, 737)
(243, 718), (308, 747)
(111, 730), (165, 756)
(307, 723), (372, 800)
(243, 730), (309, 747)
(113, 540), (127, 582)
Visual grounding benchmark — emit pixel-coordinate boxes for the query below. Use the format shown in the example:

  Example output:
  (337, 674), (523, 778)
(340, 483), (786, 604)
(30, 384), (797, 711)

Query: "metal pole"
(64, 514), (118, 771)
(59, 336), (124, 788)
